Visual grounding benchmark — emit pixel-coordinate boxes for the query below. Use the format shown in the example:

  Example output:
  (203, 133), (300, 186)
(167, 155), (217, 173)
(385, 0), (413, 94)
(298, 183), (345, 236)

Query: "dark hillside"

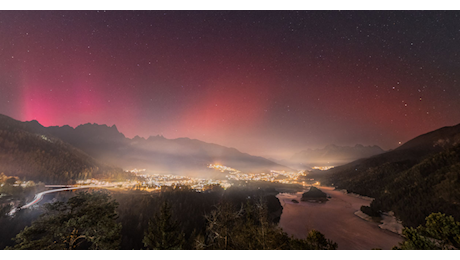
(396, 123), (460, 152)
(370, 144), (460, 227)
(309, 123), (460, 227)
(0, 115), (130, 184)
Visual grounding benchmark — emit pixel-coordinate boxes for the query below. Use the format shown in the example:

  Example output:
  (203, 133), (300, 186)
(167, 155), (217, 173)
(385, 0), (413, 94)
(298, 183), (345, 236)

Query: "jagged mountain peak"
(13, 115), (292, 177)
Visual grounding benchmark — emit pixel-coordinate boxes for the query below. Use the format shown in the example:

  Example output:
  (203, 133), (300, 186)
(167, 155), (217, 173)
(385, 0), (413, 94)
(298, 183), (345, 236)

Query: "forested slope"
(0, 114), (131, 183)
(321, 144), (460, 227)
(371, 144), (460, 227)
(314, 123), (460, 227)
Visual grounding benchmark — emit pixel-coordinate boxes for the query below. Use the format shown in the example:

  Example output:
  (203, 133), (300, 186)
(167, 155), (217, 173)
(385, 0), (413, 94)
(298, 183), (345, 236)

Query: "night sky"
(1, 10), (460, 158)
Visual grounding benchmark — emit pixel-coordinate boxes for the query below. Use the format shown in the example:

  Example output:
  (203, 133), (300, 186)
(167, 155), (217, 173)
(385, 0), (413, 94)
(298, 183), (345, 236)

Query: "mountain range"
(0, 114), (291, 181)
(46, 122), (292, 178)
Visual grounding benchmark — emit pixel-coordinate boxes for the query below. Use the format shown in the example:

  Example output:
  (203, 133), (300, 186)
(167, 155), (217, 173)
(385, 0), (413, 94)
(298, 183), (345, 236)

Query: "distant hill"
(287, 144), (385, 169)
(45, 122), (291, 178)
(0, 114), (130, 184)
(313, 123), (460, 227)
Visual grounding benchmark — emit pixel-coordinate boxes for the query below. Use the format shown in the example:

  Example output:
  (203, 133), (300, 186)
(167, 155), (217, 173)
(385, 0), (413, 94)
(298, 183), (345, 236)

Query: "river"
(276, 186), (403, 250)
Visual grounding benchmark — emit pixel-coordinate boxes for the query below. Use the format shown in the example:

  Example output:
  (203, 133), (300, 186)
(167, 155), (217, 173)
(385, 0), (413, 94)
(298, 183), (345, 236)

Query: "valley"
(1, 114), (459, 250)
(1, 9), (460, 251)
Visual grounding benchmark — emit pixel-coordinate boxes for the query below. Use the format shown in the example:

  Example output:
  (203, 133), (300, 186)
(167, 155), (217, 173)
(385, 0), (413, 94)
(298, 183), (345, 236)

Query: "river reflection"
(276, 187), (403, 250)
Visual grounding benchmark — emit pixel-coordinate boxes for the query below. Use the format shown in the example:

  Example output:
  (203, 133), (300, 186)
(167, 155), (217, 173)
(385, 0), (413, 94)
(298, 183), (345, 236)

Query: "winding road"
(8, 184), (118, 216)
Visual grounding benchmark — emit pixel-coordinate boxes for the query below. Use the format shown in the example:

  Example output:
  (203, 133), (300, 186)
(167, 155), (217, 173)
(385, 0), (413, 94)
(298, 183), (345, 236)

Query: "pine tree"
(394, 212), (460, 250)
(306, 229), (338, 249)
(203, 202), (243, 250)
(143, 200), (184, 249)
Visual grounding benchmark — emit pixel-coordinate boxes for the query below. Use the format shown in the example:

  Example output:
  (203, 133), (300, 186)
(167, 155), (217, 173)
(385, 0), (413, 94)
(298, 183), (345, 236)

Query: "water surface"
(277, 186), (403, 250)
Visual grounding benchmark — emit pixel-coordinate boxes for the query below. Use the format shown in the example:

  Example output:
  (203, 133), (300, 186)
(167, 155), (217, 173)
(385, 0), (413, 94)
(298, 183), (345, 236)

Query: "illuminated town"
(70, 164), (323, 193)
(312, 166), (335, 171)
(208, 164), (309, 185)
(133, 173), (232, 191)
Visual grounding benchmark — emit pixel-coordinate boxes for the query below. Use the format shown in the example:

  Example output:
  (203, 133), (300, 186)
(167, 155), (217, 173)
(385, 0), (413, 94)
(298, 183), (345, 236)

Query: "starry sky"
(1, 10), (459, 158)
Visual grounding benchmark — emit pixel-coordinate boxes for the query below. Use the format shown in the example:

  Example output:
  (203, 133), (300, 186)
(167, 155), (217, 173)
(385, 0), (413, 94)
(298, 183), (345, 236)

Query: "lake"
(276, 186), (403, 250)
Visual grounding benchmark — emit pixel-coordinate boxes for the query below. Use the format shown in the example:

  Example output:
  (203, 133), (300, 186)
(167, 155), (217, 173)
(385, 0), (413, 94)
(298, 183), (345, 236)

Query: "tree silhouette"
(200, 198), (338, 250)
(143, 200), (184, 249)
(394, 212), (460, 250)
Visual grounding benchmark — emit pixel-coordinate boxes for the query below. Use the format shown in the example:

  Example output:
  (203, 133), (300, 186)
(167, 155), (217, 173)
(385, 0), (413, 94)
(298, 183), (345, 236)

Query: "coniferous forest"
(318, 143), (460, 228)
(1, 188), (338, 250)
(3, 187), (458, 250)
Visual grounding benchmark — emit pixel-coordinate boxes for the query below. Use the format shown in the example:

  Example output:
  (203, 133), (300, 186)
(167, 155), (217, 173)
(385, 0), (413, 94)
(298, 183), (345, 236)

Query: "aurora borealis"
(1, 10), (459, 158)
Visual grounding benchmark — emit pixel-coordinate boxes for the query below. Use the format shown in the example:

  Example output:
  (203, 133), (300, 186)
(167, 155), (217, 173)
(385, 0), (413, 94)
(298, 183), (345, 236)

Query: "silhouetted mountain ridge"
(0, 114), (291, 180)
(45, 121), (291, 177)
(396, 124), (460, 151)
(0, 114), (130, 184)
(313, 122), (460, 227)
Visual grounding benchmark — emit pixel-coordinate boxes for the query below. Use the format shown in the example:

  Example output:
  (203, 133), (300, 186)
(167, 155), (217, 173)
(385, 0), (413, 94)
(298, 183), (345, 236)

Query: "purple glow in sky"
(1, 10), (459, 158)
